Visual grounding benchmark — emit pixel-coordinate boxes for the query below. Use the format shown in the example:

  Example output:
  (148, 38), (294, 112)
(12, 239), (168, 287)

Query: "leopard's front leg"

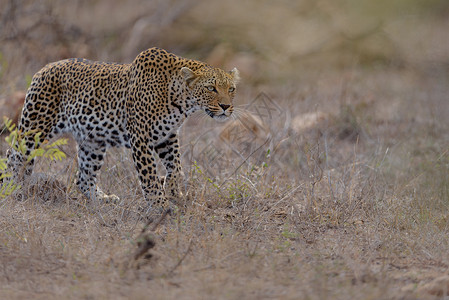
(130, 134), (170, 214)
(154, 133), (184, 204)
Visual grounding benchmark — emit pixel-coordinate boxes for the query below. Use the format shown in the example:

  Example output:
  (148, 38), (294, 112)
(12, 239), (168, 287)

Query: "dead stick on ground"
(133, 209), (171, 261)
(147, 208), (171, 232)
(167, 239), (193, 275)
(121, 209), (171, 272)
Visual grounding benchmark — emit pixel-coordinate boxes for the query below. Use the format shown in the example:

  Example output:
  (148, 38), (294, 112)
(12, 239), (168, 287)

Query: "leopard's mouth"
(204, 108), (215, 118)
(204, 108), (230, 122)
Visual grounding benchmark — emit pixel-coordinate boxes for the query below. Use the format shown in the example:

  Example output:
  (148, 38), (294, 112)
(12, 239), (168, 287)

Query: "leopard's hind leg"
(7, 72), (62, 183)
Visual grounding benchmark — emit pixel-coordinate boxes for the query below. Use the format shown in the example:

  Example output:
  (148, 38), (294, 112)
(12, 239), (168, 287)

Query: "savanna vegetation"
(0, 0), (448, 299)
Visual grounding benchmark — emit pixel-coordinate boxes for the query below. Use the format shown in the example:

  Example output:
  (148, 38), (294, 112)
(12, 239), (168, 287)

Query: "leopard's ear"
(180, 67), (198, 87)
(229, 67), (240, 84)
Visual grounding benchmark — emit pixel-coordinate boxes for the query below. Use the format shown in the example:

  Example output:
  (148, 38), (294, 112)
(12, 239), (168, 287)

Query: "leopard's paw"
(97, 190), (120, 204)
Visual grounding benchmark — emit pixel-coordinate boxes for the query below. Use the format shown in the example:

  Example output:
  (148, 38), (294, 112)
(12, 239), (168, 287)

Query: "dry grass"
(1, 1), (449, 299)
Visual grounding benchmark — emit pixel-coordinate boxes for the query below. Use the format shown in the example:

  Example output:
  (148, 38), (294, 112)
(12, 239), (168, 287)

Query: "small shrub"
(0, 117), (68, 198)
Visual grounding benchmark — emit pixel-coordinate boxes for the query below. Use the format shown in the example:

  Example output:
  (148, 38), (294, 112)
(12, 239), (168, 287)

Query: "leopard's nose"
(219, 104), (231, 111)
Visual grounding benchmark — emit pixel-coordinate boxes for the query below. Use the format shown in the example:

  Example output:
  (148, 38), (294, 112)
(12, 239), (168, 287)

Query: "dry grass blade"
(166, 239), (193, 276)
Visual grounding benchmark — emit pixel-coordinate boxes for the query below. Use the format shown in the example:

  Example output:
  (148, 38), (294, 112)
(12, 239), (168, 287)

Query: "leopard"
(4, 47), (239, 214)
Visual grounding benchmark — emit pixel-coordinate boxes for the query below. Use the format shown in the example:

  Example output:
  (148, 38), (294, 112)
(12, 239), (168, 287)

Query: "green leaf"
(0, 158), (7, 170)
(0, 173), (11, 180)
(0, 180), (18, 198)
(18, 140), (27, 154)
(28, 148), (45, 161)
(48, 138), (68, 148)
(3, 117), (15, 132)
(34, 132), (42, 145)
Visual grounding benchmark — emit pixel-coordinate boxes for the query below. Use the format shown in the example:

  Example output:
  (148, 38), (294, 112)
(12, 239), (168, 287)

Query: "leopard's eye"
(228, 87), (235, 93)
(207, 86), (217, 93)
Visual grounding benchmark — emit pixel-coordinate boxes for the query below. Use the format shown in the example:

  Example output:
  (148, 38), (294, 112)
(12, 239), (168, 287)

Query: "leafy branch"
(0, 117), (68, 198)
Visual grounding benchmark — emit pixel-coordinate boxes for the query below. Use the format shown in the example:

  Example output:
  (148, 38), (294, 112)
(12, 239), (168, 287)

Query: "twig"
(324, 133), (336, 201)
(219, 137), (270, 188)
(167, 239), (193, 275)
(133, 234), (156, 261)
(149, 208), (171, 232)
(133, 209), (170, 261)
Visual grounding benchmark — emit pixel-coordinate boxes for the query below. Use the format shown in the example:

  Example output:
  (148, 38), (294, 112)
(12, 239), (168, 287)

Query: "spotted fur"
(6, 47), (239, 212)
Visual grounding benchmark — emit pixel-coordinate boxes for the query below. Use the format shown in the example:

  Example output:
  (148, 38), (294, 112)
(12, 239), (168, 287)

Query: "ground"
(0, 1), (448, 299)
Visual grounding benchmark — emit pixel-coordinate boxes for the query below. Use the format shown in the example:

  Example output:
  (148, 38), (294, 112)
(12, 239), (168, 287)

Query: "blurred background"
(1, 0), (448, 90)
(1, 3), (448, 298)
(1, 0), (448, 180)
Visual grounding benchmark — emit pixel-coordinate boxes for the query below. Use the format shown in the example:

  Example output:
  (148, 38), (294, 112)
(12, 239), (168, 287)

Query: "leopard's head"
(181, 66), (239, 121)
